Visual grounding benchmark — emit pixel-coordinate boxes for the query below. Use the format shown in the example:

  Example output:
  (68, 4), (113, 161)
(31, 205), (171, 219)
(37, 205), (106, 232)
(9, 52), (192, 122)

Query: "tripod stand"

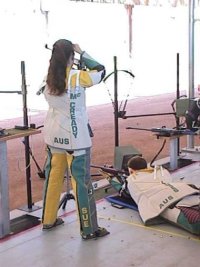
(59, 168), (75, 210)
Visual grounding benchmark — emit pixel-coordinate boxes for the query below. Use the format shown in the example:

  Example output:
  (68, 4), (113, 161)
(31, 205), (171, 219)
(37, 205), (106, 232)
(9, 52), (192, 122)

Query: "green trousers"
(42, 147), (98, 235)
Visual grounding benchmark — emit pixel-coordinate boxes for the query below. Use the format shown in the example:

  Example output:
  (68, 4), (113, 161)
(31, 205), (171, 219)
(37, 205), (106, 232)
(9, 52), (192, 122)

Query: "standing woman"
(42, 39), (110, 240)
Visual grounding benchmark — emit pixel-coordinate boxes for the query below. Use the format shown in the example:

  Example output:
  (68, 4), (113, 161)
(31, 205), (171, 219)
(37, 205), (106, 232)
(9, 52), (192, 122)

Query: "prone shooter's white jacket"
(43, 52), (105, 151)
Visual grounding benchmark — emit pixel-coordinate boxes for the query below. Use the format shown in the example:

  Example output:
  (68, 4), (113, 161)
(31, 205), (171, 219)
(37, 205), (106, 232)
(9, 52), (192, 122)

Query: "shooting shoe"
(81, 227), (110, 240)
(42, 217), (64, 231)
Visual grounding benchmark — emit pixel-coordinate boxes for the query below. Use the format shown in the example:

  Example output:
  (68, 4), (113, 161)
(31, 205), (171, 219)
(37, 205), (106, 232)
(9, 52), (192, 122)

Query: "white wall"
(0, 1), (199, 119)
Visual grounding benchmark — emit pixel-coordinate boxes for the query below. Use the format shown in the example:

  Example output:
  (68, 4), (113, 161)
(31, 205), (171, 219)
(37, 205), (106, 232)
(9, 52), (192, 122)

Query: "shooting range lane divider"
(98, 215), (200, 243)
(0, 127), (41, 239)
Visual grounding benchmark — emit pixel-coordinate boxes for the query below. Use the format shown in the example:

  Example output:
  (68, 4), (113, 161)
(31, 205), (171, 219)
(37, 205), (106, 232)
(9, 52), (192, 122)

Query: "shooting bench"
(153, 128), (197, 171)
(0, 127), (41, 238)
(155, 132), (184, 170)
(127, 126), (197, 171)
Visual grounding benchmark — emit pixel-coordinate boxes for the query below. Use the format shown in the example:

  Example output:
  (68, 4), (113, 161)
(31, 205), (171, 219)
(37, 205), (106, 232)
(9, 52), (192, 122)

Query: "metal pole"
(0, 91), (21, 94)
(187, 0), (195, 148)
(126, 4), (133, 57)
(114, 56), (119, 147)
(21, 61), (33, 210)
(176, 53), (180, 155)
(123, 112), (175, 119)
(0, 141), (10, 238)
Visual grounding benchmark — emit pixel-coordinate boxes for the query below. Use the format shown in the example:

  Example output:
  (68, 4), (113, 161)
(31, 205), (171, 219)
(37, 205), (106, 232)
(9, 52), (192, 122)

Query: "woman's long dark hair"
(47, 39), (74, 96)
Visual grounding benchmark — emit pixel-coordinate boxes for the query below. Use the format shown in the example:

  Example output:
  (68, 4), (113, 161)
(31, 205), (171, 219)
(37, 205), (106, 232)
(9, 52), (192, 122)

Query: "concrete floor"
(0, 159), (200, 267)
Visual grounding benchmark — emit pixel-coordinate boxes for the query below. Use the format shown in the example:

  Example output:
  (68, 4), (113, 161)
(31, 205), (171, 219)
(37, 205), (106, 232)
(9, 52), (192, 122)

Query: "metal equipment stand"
(18, 61), (41, 212)
(59, 168), (75, 210)
(0, 61), (41, 212)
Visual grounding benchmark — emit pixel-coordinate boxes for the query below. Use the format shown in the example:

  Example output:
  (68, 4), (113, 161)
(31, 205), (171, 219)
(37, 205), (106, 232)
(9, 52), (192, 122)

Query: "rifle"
(91, 164), (129, 193)
(91, 164), (129, 176)
(126, 127), (197, 137)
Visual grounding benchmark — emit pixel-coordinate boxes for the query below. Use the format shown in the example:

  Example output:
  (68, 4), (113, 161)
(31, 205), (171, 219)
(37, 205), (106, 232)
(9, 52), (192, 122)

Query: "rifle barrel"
(91, 165), (128, 175)
(126, 127), (152, 131)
